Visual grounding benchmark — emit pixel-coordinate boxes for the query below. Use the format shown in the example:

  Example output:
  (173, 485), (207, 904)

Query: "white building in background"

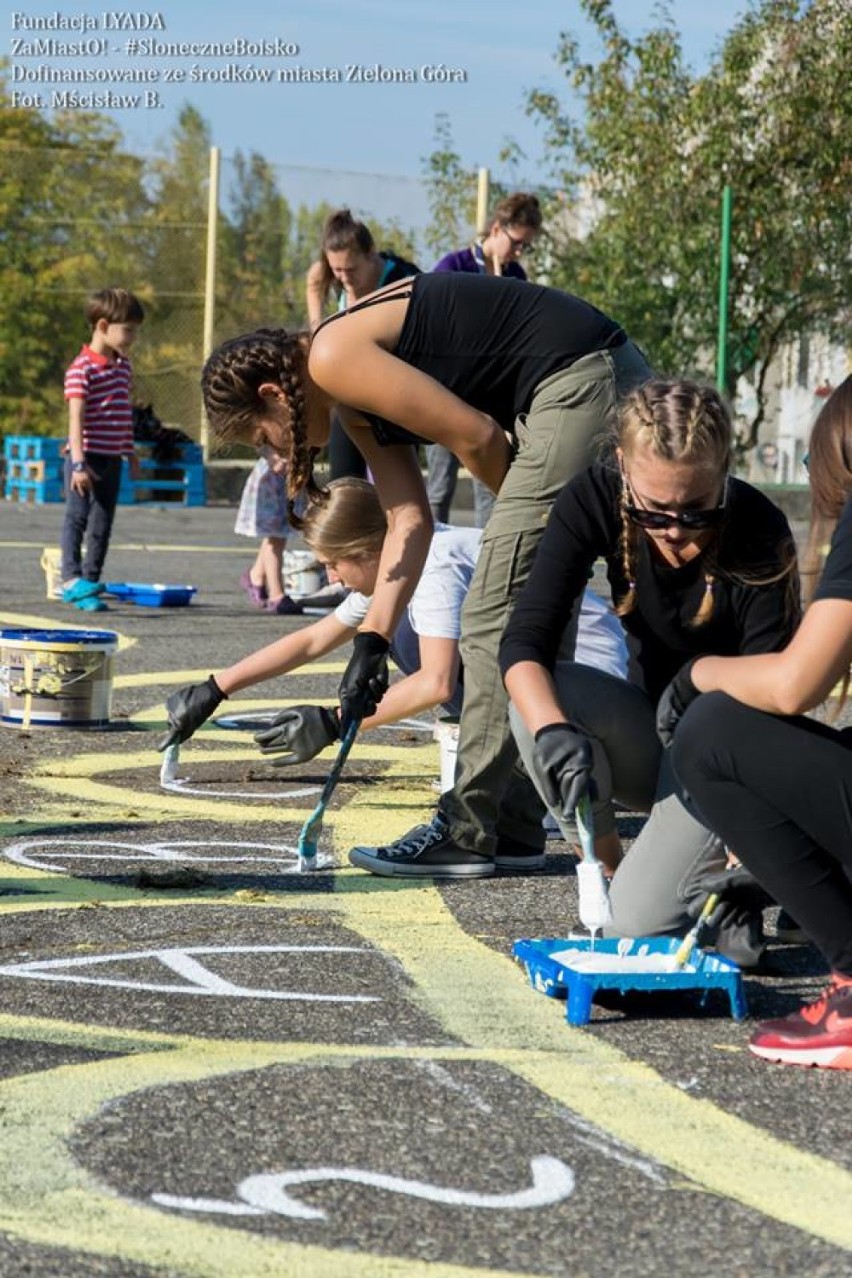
(739, 336), (851, 486)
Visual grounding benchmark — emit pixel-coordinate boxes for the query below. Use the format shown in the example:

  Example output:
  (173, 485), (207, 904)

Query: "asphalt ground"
(0, 497), (850, 1278)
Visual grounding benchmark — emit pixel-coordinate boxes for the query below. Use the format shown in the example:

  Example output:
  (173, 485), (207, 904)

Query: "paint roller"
(295, 718), (360, 871)
(545, 789), (612, 944)
(574, 792), (612, 944)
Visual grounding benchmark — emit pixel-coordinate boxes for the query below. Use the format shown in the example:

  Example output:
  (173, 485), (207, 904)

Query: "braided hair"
(201, 328), (325, 519)
(614, 380), (732, 628)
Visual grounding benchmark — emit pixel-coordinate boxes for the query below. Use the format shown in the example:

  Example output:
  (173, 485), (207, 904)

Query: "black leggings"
(672, 692), (852, 975)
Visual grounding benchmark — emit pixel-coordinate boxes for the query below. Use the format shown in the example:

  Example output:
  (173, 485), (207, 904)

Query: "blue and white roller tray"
(513, 796), (747, 1026)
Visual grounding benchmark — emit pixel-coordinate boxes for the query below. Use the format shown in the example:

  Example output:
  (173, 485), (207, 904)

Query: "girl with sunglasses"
(499, 379), (799, 959)
(669, 377), (852, 1067)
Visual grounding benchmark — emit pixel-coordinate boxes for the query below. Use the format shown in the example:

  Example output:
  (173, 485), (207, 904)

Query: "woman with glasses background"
(426, 193), (543, 529)
(500, 379), (800, 963)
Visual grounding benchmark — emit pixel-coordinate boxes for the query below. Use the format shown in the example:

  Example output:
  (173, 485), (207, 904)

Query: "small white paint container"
(40, 546), (63, 599)
(283, 550), (323, 597)
(433, 719), (459, 793)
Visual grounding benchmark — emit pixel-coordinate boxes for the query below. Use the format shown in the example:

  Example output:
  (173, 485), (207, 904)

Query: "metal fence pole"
(476, 167), (490, 235)
(200, 145), (221, 459)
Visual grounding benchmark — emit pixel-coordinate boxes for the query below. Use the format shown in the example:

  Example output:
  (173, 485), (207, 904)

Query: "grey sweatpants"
(441, 340), (651, 855)
(509, 663), (727, 938)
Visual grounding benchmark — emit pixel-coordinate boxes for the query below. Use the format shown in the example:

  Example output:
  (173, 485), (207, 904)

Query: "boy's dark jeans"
(60, 453), (123, 582)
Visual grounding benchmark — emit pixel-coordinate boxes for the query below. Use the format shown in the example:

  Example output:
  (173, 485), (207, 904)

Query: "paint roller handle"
(531, 723), (596, 823)
(338, 631), (390, 732)
(157, 675), (226, 750)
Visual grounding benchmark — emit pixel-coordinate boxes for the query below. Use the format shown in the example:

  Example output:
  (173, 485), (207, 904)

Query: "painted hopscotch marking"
(0, 944), (380, 1003)
(3, 837), (303, 874)
(152, 1154), (575, 1221)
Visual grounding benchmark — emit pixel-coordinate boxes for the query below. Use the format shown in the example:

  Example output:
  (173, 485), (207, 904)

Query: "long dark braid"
(201, 328), (326, 516)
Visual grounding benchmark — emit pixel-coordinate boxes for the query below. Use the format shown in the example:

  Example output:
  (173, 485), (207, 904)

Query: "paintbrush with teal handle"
(296, 718), (360, 871)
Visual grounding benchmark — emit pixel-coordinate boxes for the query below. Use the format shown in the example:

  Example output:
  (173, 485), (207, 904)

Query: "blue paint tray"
(513, 936), (747, 1026)
(104, 582), (196, 607)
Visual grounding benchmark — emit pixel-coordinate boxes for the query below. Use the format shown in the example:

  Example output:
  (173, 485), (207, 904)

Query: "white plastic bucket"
(433, 719), (459, 793)
(283, 549), (323, 597)
(0, 628), (118, 729)
(40, 547), (63, 599)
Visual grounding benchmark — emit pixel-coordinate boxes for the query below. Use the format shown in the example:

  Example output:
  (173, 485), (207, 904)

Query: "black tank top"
(317, 273), (625, 446)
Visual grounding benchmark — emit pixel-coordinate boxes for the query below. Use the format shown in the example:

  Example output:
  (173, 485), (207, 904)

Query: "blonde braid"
(615, 383), (659, 617)
(615, 488), (639, 617)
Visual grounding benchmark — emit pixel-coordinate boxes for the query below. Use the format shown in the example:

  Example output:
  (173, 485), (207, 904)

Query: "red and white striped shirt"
(64, 344), (134, 456)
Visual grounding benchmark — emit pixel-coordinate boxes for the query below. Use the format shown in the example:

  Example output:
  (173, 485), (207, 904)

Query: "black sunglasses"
(623, 476), (729, 531)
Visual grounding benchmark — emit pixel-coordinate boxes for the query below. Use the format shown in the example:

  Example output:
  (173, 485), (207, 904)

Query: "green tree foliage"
(0, 64), (148, 435)
(527, 0), (852, 448)
(420, 113), (479, 260)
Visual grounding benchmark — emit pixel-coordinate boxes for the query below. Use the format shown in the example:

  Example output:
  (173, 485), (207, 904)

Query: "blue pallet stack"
(2, 436), (206, 506)
(3, 436), (65, 504)
(117, 442), (206, 506)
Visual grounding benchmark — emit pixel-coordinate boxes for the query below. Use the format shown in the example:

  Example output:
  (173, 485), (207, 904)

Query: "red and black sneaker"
(749, 974), (852, 1070)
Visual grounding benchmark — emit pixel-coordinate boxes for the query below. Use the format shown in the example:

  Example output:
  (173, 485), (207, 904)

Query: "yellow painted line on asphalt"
(4, 662), (851, 1261)
(0, 1034), (539, 1278)
(120, 666), (347, 689)
(0, 539), (247, 555)
(329, 877), (852, 1252)
(19, 743), (436, 827)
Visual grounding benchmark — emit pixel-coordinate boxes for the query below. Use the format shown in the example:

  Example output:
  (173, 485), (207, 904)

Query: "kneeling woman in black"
(669, 376), (852, 1069)
(499, 379), (799, 962)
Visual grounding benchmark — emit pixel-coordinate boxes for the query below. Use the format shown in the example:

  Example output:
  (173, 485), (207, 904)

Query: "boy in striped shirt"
(60, 287), (144, 610)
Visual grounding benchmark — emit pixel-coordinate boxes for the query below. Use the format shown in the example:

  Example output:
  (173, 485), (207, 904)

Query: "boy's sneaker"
(349, 811), (495, 878)
(62, 579), (105, 604)
(749, 974), (852, 1070)
(75, 595), (107, 612)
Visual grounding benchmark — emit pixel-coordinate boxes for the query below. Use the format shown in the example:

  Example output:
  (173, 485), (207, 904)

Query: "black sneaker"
(349, 812), (495, 878)
(495, 835), (546, 872)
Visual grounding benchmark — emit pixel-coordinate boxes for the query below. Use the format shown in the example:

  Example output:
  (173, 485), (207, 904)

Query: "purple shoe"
(239, 569), (267, 608)
(266, 595), (303, 615)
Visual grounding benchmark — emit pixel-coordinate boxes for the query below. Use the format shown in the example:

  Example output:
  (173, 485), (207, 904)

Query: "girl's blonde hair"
(301, 477), (386, 563)
(614, 380), (732, 626)
(201, 328), (323, 520)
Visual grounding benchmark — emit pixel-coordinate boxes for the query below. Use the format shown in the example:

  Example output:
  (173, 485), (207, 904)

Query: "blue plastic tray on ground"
(104, 582), (197, 607)
(512, 935), (747, 1026)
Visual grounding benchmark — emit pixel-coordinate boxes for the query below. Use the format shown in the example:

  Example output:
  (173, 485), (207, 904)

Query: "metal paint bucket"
(0, 628), (118, 729)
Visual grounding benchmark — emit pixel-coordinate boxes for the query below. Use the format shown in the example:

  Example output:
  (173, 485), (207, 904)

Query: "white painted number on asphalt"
(152, 1154), (576, 1220)
(0, 945), (380, 1002)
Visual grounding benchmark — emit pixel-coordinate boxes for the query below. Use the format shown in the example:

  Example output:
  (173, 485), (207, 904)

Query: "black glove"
(157, 675), (226, 750)
(656, 660), (700, 748)
(253, 705), (341, 766)
(531, 723), (596, 818)
(338, 631), (390, 729)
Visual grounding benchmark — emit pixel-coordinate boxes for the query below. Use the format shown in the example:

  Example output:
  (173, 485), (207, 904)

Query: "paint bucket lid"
(0, 628), (118, 646)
